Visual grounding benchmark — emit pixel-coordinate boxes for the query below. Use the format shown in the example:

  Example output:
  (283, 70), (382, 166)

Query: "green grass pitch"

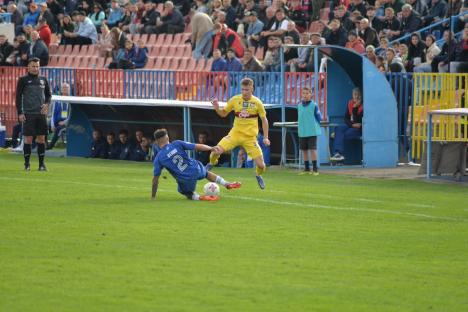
(0, 153), (467, 311)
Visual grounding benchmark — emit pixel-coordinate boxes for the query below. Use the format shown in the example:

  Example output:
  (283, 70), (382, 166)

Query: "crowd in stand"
(1, 0), (468, 73)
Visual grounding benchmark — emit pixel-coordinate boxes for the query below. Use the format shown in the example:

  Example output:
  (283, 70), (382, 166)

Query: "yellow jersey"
(224, 94), (266, 137)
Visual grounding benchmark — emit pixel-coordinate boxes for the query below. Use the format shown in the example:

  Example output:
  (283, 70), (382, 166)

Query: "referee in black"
(16, 57), (52, 171)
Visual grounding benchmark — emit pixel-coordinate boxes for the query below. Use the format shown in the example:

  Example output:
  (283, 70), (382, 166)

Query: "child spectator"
(298, 87), (322, 175)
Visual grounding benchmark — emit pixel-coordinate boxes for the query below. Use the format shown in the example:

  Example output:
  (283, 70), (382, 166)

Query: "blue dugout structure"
(280, 45), (398, 168)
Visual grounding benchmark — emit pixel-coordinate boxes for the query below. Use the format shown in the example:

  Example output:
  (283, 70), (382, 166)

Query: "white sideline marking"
(406, 203), (436, 209)
(0, 176), (463, 222)
(222, 195), (463, 222)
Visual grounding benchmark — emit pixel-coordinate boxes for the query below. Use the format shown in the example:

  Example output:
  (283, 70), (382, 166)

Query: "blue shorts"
(177, 161), (207, 196)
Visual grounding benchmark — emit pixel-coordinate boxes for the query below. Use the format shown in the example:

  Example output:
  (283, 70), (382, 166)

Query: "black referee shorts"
(23, 114), (48, 136)
(299, 136), (317, 150)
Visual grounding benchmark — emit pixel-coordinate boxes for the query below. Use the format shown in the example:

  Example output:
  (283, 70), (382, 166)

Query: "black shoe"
(38, 164), (47, 171)
(24, 164), (30, 171)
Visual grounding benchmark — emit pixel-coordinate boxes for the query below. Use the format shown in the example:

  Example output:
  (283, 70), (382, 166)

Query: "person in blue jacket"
(297, 87), (322, 175)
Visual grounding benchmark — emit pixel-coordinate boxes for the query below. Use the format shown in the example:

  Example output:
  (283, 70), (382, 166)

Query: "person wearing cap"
(28, 31), (49, 66)
(345, 30), (365, 54)
(36, 18), (52, 47)
(64, 11), (97, 45)
(244, 10), (264, 47)
(16, 57), (52, 171)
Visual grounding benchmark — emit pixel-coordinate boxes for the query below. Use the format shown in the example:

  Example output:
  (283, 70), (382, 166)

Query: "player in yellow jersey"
(208, 78), (270, 189)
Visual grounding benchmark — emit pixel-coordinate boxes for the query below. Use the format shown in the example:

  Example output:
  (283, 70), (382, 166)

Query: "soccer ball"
(203, 182), (220, 196)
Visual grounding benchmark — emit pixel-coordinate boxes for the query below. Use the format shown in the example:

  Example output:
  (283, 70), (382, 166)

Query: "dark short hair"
(154, 128), (168, 140)
(119, 129), (129, 136)
(107, 132), (115, 137)
(28, 57), (40, 64)
(241, 77), (254, 87)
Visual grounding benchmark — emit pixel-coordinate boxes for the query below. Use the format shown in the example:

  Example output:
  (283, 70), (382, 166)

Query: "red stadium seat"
(71, 45), (81, 55)
(140, 34), (149, 43)
(147, 34), (157, 45)
(186, 58), (197, 71)
(162, 35), (173, 47)
(178, 58), (188, 71)
(153, 57), (164, 69)
(155, 34), (165, 46)
(172, 33), (183, 46)
(95, 57), (105, 68)
(168, 58), (180, 70)
(63, 45), (73, 55)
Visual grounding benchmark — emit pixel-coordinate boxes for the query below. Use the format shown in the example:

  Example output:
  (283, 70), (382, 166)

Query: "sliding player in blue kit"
(151, 129), (241, 201)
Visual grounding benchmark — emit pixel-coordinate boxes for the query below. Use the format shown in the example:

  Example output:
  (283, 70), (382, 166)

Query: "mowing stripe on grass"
(0, 176), (463, 222)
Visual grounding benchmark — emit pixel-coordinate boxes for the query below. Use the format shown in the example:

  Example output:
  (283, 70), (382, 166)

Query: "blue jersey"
(153, 140), (203, 181)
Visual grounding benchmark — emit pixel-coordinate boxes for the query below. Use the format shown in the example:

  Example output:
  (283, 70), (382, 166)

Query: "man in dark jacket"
(154, 1), (185, 34)
(28, 31), (49, 66)
(423, 0), (448, 25)
(105, 132), (121, 159)
(16, 57), (52, 171)
(0, 35), (14, 66)
(359, 18), (379, 47)
(397, 4), (422, 37)
(325, 19), (347, 47)
(90, 129), (107, 158)
(140, 1), (160, 34)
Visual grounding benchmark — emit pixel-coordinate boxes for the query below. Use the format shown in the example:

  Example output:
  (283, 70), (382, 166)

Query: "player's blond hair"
(241, 78), (254, 87)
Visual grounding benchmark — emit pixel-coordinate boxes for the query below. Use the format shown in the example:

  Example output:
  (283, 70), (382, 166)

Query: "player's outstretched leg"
(254, 156), (266, 190)
(206, 149), (221, 171)
(206, 171), (241, 190)
(181, 190), (220, 201)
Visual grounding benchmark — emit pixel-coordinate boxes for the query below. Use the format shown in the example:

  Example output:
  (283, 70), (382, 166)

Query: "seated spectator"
(63, 11), (97, 45)
(28, 31), (49, 66)
(131, 136), (151, 161)
(97, 24), (113, 58)
(414, 34), (441, 72)
(365, 45), (377, 64)
(211, 48), (228, 71)
(345, 30), (365, 54)
(47, 83), (70, 150)
(263, 36), (281, 72)
(23, 24), (33, 42)
(191, 12), (214, 59)
(378, 7), (400, 40)
(150, 1), (185, 34)
(90, 129), (107, 158)
(194, 131), (213, 165)
(330, 88), (363, 162)
(423, 0), (448, 26)
(118, 129), (133, 160)
(386, 48), (405, 72)
(45, 0), (63, 19)
(378, 37), (390, 57)
(312, 0), (326, 21)
(242, 49), (264, 71)
(14, 35), (30, 67)
(38, 3), (55, 33)
(226, 48), (243, 71)
(331, 5), (354, 32)
(259, 8), (289, 48)
(406, 32), (426, 71)
(36, 18), (52, 47)
(0, 34), (14, 66)
(285, 21), (300, 44)
(385, 0), (405, 14)
(283, 36), (299, 71)
(244, 11), (264, 48)
(105, 132), (121, 159)
(132, 39), (148, 69)
(375, 55), (385, 70)
(292, 32), (311, 72)
(23, 3), (40, 28)
(107, 0), (124, 28)
(325, 19), (347, 47)
(140, 1), (160, 34)
(288, 0), (308, 31)
(222, 0), (237, 30)
(359, 18), (379, 48)
(89, 4), (105, 30)
(396, 4), (422, 38)
(449, 27), (468, 73)
(406, 0), (428, 17)
(213, 22), (244, 57)
(117, 39), (137, 69)
(108, 27), (127, 67)
(432, 30), (456, 72)
(365, 6), (380, 31)
(57, 15), (76, 44)
(77, 0), (92, 16)
(8, 4), (24, 36)
(349, 0), (367, 17)
(119, 4), (134, 33)
(195, 0), (209, 14)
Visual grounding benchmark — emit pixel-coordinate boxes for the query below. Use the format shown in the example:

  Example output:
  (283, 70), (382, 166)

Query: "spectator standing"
(47, 83), (71, 150)
(37, 18), (52, 47)
(28, 31), (49, 66)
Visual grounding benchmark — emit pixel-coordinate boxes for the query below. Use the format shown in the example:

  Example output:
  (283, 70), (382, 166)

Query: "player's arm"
(260, 116), (270, 146)
(151, 175), (160, 200)
(41, 79), (52, 115)
(16, 77), (26, 121)
(211, 98), (230, 118)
